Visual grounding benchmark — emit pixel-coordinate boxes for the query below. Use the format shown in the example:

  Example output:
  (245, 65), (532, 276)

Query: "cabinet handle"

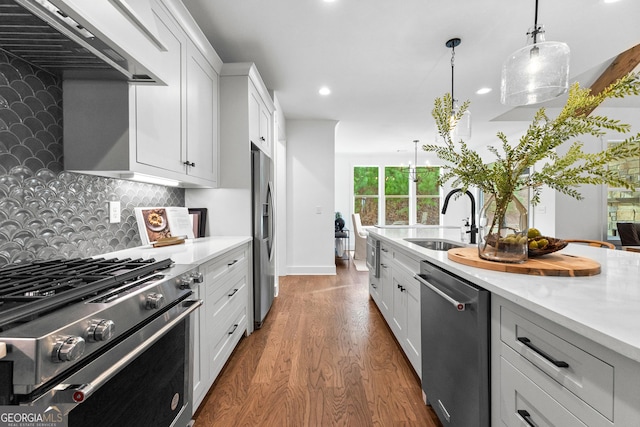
(396, 283), (405, 292)
(228, 324), (238, 335)
(381, 248), (389, 253)
(371, 283), (377, 289)
(183, 161), (196, 167)
(228, 288), (239, 297)
(260, 136), (265, 141)
(227, 259), (238, 267)
(381, 264), (388, 269)
(517, 410), (536, 427)
(517, 337), (569, 368)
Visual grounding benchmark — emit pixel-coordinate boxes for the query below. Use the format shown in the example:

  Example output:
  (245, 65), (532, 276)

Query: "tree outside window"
(385, 167), (409, 225)
(416, 166), (440, 225)
(354, 166), (379, 226)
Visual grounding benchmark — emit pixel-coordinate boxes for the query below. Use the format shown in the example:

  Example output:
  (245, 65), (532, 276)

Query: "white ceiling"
(183, 0), (640, 154)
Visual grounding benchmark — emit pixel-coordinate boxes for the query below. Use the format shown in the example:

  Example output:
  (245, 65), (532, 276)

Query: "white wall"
(286, 119), (338, 275)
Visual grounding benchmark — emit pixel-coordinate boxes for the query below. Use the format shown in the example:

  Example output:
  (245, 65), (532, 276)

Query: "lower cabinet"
(492, 295), (640, 426)
(192, 242), (251, 413)
(369, 240), (421, 378)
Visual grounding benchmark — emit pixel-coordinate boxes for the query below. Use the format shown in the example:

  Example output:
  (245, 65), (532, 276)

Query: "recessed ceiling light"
(604, 0), (621, 3)
(323, 0), (337, 2)
(319, 86), (331, 96)
(476, 87), (492, 95)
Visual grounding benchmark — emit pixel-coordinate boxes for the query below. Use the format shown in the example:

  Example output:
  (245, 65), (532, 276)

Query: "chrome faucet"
(442, 189), (478, 244)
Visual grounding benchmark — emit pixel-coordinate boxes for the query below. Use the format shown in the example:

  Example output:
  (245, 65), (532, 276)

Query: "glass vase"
(478, 193), (528, 263)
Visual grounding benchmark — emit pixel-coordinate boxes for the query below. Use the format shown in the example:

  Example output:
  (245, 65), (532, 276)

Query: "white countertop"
(369, 227), (640, 364)
(98, 236), (252, 266)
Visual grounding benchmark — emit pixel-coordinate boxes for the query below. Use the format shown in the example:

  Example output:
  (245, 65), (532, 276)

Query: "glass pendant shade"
(451, 105), (472, 140)
(501, 28), (570, 106)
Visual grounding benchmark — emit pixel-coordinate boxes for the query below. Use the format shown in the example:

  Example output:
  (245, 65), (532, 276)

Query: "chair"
(564, 239), (615, 249)
(616, 222), (640, 246)
(352, 213), (368, 260)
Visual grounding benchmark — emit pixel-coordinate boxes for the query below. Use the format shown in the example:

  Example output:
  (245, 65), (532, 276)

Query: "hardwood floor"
(193, 260), (441, 426)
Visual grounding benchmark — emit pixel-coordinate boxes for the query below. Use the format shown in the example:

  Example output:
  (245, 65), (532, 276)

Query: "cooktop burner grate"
(0, 257), (173, 331)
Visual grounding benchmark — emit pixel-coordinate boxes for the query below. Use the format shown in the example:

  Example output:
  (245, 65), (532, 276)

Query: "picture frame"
(188, 208), (208, 238)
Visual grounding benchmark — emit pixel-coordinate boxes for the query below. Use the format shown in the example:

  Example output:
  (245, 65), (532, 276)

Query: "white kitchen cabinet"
(192, 242), (251, 413)
(249, 81), (273, 156)
(491, 295), (640, 426)
(63, 0), (221, 188)
(368, 239), (421, 378)
(379, 242), (393, 321)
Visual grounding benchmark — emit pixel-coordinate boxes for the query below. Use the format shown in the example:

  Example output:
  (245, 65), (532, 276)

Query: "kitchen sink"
(403, 238), (465, 251)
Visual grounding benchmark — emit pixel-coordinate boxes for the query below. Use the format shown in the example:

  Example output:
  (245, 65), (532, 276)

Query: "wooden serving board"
(447, 247), (600, 277)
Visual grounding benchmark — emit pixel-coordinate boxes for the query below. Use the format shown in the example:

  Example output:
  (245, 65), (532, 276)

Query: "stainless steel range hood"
(0, 0), (162, 82)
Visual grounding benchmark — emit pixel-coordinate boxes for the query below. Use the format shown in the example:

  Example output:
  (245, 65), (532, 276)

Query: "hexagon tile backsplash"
(0, 52), (184, 266)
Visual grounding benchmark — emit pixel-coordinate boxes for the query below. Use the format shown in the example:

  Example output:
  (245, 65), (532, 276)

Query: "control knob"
(178, 275), (194, 290)
(190, 271), (204, 283)
(86, 319), (115, 342)
(145, 292), (165, 310)
(52, 336), (85, 363)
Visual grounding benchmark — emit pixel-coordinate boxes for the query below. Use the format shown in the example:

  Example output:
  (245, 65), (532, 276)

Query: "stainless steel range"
(0, 256), (203, 427)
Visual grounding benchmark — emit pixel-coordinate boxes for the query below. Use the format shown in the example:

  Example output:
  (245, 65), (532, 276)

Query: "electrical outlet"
(109, 201), (121, 223)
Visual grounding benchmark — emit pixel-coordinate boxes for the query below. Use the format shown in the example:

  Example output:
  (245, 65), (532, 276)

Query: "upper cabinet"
(249, 81), (273, 156)
(62, 0), (221, 188)
(221, 63), (275, 165)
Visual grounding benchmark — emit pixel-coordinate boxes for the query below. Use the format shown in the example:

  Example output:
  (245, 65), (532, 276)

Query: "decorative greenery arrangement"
(424, 72), (640, 252)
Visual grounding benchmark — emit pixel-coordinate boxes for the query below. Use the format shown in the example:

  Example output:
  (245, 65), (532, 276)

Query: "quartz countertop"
(97, 236), (252, 266)
(368, 227), (640, 364)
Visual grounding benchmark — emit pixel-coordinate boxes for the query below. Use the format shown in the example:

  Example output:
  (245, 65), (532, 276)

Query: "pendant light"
(446, 38), (471, 140)
(500, 0), (570, 106)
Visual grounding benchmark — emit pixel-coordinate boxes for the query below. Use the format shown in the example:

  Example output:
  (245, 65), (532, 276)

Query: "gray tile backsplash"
(0, 52), (184, 266)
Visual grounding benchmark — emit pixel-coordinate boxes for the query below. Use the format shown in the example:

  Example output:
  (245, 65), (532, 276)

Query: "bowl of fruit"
(527, 228), (568, 257)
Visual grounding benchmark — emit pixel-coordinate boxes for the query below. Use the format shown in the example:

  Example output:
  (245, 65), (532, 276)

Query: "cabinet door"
(391, 271), (407, 340)
(135, 1), (185, 174)
(191, 282), (207, 413)
(405, 277), (421, 377)
(249, 83), (261, 147)
(259, 104), (271, 154)
(186, 41), (218, 184)
(380, 260), (393, 319)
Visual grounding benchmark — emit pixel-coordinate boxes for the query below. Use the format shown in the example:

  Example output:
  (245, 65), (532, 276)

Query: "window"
(385, 167), (409, 225)
(416, 166), (440, 225)
(353, 166), (379, 226)
(353, 165), (441, 226)
(607, 141), (639, 238)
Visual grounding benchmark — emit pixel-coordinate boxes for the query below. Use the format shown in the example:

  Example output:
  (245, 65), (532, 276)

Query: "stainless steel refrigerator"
(252, 145), (275, 328)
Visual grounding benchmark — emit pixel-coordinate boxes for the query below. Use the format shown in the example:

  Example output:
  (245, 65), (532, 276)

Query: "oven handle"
(47, 299), (202, 409)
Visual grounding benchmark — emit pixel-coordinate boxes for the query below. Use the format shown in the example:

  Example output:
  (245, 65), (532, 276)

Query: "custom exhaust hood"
(0, 0), (162, 82)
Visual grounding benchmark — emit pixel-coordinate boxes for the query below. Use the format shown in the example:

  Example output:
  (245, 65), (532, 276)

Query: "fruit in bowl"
(527, 232), (568, 257)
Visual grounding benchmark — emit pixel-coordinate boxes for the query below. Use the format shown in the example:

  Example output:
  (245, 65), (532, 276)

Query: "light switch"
(109, 201), (121, 223)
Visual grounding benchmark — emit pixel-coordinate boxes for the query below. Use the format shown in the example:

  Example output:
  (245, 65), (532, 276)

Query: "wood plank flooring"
(193, 260), (441, 426)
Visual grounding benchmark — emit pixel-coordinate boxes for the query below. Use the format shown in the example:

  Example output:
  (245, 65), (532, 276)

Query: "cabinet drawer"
(203, 245), (248, 283)
(500, 306), (614, 420)
(207, 269), (248, 327)
(209, 300), (247, 380)
(500, 357), (587, 427)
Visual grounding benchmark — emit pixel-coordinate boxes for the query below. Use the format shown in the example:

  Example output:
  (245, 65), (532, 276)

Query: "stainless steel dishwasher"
(415, 260), (490, 427)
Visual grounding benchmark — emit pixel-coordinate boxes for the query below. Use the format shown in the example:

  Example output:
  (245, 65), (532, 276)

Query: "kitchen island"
(368, 227), (640, 427)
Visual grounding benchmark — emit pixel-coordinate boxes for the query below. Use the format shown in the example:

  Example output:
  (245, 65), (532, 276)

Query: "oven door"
(30, 298), (202, 427)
